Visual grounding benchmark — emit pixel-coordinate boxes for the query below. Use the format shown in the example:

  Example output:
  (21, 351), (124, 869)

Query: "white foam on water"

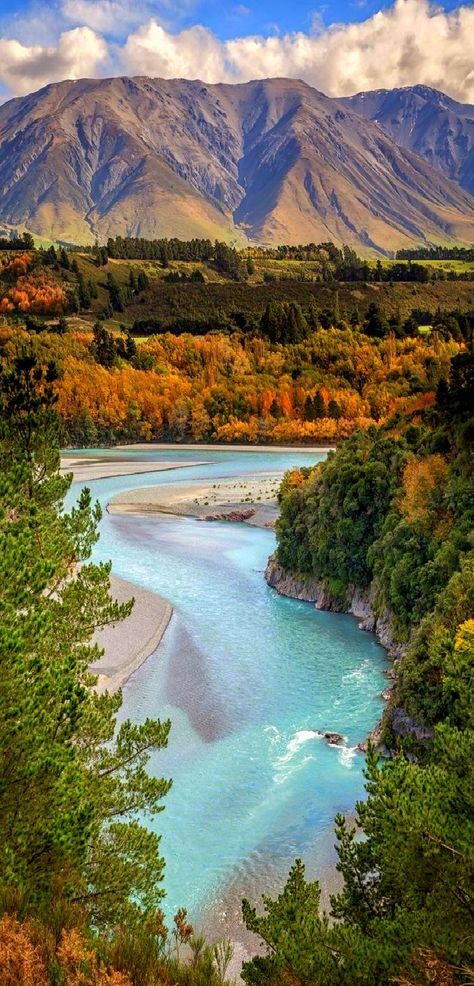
(283, 729), (323, 761)
(338, 745), (357, 768)
(273, 754), (314, 785)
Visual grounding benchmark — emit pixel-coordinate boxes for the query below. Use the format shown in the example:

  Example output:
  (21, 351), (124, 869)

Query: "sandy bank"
(91, 575), (173, 693)
(61, 455), (208, 483)
(117, 442), (334, 454)
(108, 475), (282, 528)
(199, 821), (345, 984)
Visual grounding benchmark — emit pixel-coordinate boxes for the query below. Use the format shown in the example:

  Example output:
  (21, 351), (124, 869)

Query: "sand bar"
(91, 575), (173, 693)
(108, 474), (283, 528)
(116, 442), (333, 454)
(61, 455), (208, 483)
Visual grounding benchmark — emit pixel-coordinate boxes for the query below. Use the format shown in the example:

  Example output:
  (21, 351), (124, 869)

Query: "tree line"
(396, 246), (474, 261)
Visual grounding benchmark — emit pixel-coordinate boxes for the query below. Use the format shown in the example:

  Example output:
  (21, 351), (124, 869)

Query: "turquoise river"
(69, 447), (388, 946)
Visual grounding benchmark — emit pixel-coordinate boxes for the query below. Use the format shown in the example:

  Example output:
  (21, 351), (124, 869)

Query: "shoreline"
(91, 575), (173, 693)
(198, 819), (347, 984)
(61, 456), (209, 483)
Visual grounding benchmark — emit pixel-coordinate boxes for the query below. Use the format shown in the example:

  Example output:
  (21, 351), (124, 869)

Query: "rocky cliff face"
(0, 76), (473, 249)
(264, 554), (417, 752)
(265, 554), (404, 658)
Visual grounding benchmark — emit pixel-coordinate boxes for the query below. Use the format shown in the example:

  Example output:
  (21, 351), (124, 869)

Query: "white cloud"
(0, 27), (109, 96)
(0, 0), (473, 103)
(61, 0), (145, 34)
(121, 0), (474, 102)
(121, 21), (227, 80)
(61, 0), (198, 35)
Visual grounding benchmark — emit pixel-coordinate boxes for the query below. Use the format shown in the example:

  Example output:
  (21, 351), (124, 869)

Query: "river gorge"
(68, 446), (388, 954)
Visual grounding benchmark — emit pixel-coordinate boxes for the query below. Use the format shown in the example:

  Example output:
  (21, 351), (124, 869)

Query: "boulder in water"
(323, 731), (345, 746)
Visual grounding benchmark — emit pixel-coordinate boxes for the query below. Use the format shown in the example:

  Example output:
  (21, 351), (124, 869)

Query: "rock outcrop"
(265, 554), (403, 658)
(265, 554), (417, 753)
(321, 731), (345, 746)
(202, 509), (256, 523)
(264, 558), (324, 602)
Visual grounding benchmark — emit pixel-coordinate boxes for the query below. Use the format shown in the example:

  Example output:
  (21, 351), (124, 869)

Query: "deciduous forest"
(0, 237), (472, 446)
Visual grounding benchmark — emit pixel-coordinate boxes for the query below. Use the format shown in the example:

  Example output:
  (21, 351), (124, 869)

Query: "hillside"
(0, 77), (473, 252)
(244, 356), (474, 983)
(0, 238), (472, 446)
(343, 85), (474, 195)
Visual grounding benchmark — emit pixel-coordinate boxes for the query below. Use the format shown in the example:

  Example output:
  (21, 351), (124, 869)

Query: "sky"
(0, 0), (473, 103)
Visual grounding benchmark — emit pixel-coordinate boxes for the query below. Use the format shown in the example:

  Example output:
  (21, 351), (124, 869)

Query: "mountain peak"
(343, 84), (474, 196)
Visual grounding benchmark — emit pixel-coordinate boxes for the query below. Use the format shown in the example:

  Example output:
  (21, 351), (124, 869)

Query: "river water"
(69, 448), (387, 942)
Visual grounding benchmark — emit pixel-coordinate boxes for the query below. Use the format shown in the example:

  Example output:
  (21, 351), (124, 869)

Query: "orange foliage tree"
(400, 454), (449, 529)
(0, 270), (67, 315)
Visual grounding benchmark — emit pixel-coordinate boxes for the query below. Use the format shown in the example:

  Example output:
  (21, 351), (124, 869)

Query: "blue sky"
(0, 0), (465, 41)
(0, 0), (472, 104)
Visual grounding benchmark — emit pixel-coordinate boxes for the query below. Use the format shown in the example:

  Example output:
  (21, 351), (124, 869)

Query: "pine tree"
(91, 321), (117, 367)
(304, 395), (315, 422)
(59, 248), (70, 271)
(106, 273), (125, 313)
(312, 389), (326, 419)
(77, 273), (91, 310)
(88, 278), (98, 300)
(285, 303), (309, 343)
(22, 232), (35, 250)
(69, 290), (80, 314)
(243, 725), (474, 985)
(364, 302), (389, 338)
(0, 348), (171, 930)
(137, 270), (149, 292)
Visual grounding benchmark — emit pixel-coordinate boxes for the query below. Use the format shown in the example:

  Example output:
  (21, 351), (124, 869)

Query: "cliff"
(264, 554), (429, 752)
(265, 554), (404, 658)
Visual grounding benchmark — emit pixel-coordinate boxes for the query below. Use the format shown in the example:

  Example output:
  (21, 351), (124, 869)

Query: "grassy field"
(70, 254), (474, 333)
(370, 258), (474, 274)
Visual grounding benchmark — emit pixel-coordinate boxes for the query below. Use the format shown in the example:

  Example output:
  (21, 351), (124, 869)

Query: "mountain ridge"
(342, 84), (474, 195)
(0, 76), (473, 252)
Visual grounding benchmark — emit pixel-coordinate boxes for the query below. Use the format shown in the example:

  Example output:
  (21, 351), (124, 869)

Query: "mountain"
(343, 85), (474, 196)
(0, 76), (473, 252)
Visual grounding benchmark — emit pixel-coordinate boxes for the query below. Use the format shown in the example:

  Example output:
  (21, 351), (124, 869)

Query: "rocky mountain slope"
(0, 76), (473, 251)
(343, 85), (474, 196)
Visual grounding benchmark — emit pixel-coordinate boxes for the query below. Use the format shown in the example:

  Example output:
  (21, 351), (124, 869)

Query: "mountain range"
(0, 76), (473, 253)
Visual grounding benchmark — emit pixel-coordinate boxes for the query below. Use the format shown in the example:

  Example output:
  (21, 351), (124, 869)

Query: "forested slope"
(1, 238), (473, 446)
(242, 351), (474, 984)
(272, 350), (474, 735)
